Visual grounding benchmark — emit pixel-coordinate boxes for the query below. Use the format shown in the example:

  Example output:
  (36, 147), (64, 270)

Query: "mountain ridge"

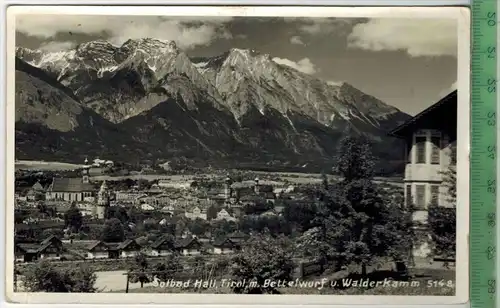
(15, 39), (410, 173)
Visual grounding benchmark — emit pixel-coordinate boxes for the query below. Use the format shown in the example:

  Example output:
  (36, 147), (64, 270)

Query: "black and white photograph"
(5, 5), (470, 305)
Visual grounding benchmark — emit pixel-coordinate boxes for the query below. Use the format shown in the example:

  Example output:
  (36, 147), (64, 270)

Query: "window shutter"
(415, 137), (426, 164)
(416, 185), (426, 209)
(431, 137), (441, 165)
(405, 185), (412, 207)
(430, 185), (440, 206)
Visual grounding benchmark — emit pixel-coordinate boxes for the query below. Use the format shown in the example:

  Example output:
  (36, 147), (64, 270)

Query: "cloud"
(438, 80), (457, 98)
(289, 36), (304, 45)
(272, 57), (317, 74)
(16, 15), (233, 50)
(39, 41), (76, 52)
(286, 18), (361, 36)
(347, 19), (457, 57)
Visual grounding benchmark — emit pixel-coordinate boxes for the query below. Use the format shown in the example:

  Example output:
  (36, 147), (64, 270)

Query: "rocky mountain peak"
(116, 38), (178, 61)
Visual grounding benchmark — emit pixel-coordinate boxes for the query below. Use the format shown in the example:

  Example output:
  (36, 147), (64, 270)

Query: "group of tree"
(127, 253), (182, 288)
(22, 260), (97, 293)
(229, 132), (417, 294)
(428, 143), (457, 259)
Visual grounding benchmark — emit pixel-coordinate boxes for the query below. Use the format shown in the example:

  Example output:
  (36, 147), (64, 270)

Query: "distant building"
(140, 203), (155, 211)
(212, 237), (239, 255)
(15, 235), (64, 262)
(26, 181), (45, 201)
(158, 180), (197, 190)
(45, 158), (94, 202)
(86, 240), (111, 259)
(150, 236), (175, 257)
(185, 206), (207, 220)
(175, 237), (203, 256)
(389, 90), (457, 261)
(159, 161), (172, 172)
(215, 208), (237, 222)
(96, 180), (110, 219)
(116, 239), (142, 258)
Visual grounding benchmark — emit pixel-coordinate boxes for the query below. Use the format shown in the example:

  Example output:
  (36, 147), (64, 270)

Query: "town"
(15, 157), (307, 262)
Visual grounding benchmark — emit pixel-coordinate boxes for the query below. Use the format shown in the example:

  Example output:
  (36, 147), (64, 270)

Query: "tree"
(128, 253), (152, 288)
(188, 218), (209, 236)
(206, 205), (219, 221)
(64, 203), (83, 232)
(105, 207), (129, 223)
(441, 144), (457, 204)
(283, 201), (317, 232)
(230, 233), (295, 294)
(101, 218), (125, 242)
(154, 255), (182, 282)
(428, 204), (456, 259)
(429, 147), (457, 259)
(321, 172), (329, 191)
(23, 260), (97, 292)
(311, 134), (412, 274)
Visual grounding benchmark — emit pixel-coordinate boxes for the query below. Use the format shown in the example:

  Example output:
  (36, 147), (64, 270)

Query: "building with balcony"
(389, 90), (457, 259)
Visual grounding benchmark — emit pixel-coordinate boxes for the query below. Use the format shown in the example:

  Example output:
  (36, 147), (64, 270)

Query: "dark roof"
(260, 191), (276, 199)
(389, 90), (457, 138)
(87, 240), (108, 251)
(16, 243), (40, 253)
(117, 239), (141, 250)
(41, 235), (61, 246)
(151, 236), (174, 249)
(213, 237), (238, 247)
(106, 243), (121, 251)
(49, 178), (94, 192)
(240, 194), (266, 202)
(258, 185), (274, 193)
(228, 231), (248, 240)
(175, 237), (201, 249)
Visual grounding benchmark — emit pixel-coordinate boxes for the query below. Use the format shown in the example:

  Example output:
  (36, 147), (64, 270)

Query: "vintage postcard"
(5, 5), (470, 305)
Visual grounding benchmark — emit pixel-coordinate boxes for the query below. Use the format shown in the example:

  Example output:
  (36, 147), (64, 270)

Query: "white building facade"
(390, 91), (457, 261)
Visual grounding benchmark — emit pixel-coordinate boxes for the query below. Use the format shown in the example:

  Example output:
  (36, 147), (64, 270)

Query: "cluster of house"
(16, 164), (297, 223)
(15, 232), (248, 263)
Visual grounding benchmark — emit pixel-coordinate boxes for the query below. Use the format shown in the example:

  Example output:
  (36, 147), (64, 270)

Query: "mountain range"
(15, 38), (410, 173)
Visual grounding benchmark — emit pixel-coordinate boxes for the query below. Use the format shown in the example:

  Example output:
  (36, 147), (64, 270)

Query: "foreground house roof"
(388, 90), (457, 139)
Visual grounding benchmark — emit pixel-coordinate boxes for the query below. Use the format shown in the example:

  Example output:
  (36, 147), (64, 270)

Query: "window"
(430, 185), (440, 206)
(431, 137), (441, 164)
(405, 185), (412, 207)
(450, 144), (457, 165)
(406, 143), (412, 163)
(415, 137), (427, 164)
(415, 185), (426, 209)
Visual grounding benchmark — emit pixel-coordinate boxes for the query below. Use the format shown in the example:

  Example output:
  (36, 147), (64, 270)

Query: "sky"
(15, 15), (458, 115)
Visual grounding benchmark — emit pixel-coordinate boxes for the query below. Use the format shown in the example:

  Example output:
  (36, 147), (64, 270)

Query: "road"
(95, 270), (143, 292)
(17, 271), (144, 293)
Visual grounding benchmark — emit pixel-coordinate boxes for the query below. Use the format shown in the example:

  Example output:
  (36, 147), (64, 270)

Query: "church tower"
(82, 157), (90, 184)
(96, 180), (110, 219)
(254, 177), (260, 194)
(224, 175), (232, 200)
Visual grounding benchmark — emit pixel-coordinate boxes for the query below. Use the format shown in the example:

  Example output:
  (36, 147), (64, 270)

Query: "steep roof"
(117, 239), (141, 250)
(213, 237), (240, 247)
(175, 237), (201, 249)
(151, 235), (175, 249)
(49, 178), (94, 192)
(87, 240), (108, 251)
(16, 243), (41, 253)
(389, 90), (457, 138)
(32, 181), (44, 191)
